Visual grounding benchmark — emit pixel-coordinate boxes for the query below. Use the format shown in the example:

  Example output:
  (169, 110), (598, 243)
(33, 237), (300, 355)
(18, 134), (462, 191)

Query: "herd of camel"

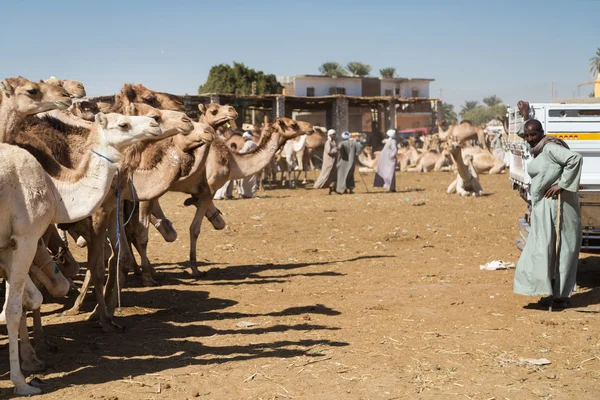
(0, 76), (507, 395)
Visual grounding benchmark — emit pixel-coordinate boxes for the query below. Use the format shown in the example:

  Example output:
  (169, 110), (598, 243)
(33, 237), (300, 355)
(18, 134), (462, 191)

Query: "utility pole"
(251, 81), (257, 126)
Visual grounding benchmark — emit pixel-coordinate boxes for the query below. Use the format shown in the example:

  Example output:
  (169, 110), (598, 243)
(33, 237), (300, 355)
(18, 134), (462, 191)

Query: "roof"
(277, 75), (435, 83)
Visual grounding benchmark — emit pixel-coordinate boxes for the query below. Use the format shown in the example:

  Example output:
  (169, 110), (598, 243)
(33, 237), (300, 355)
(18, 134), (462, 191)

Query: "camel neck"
(0, 105), (23, 143)
(50, 148), (119, 223)
(228, 127), (282, 179)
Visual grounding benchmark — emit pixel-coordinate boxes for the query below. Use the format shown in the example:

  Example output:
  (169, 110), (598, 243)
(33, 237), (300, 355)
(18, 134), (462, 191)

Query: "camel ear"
(0, 80), (14, 95)
(198, 103), (206, 114)
(95, 112), (108, 129)
(124, 84), (136, 102)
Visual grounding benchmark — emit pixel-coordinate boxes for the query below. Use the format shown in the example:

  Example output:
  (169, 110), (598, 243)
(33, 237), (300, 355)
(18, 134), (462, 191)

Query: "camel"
(43, 76), (86, 98)
(470, 151), (506, 174)
(447, 143), (483, 197)
(168, 118), (314, 277)
(436, 120), (491, 153)
(0, 112), (161, 395)
(0, 77), (72, 143)
(64, 100), (233, 322)
(408, 149), (452, 172)
(358, 146), (380, 170)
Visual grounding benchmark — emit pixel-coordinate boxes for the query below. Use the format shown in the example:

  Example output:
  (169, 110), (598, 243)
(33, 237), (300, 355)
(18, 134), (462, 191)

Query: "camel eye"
(151, 115), (161, 122)
(118, 122), (130, 129)
(26, 88), (39, 95)
(211, 109), (218, 115)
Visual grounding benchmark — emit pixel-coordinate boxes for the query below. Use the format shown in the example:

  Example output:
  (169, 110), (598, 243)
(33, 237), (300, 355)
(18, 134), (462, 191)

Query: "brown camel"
(0, 77), (72, 143)
(436, 120), (491, 153)
(43, 76), (86, 98)
(168, 118), (314, 277)
(408, 149), (452, 172)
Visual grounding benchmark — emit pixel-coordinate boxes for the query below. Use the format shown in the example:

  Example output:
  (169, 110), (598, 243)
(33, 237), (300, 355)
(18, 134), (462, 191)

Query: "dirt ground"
(1, 171), (600, 399)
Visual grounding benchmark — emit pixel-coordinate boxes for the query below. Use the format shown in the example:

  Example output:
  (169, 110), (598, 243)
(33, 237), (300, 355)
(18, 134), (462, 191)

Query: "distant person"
(313, 129), (339, 193)
(214, 142), (238, 200)
(237, 132), (259, 199)
(373, 129), (398, 192)
(513, 119), (583, 310)
(335, 131), (361, 194)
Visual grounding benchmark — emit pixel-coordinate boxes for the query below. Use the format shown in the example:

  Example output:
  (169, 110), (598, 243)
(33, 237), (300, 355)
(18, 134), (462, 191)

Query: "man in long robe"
(374, 129), (398, 192)
(313, 129), (338, 193)
(335, 131), (361, 194)
(513, 119), (583, 309)
(237, 132), (259, 198)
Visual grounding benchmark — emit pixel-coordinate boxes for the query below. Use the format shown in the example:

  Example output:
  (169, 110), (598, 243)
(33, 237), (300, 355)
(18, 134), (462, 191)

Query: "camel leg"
(71, 208), (122, 332)
(20, 312), (45, 372)
(66, 268), (91, 316)
(149, 199), (177, 242)
(447, 177), (458, 194)
(128, 217), (158, 287)
(189, 199), (211, 277)
(5, 239), (43, 395)
(32, 307), (57, 354)
(205, 201), (226, 230)
(102, 208), (131, 319)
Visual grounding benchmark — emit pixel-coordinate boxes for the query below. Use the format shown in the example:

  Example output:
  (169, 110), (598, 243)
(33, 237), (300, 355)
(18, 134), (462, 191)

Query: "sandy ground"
(1, 171), (599, 400)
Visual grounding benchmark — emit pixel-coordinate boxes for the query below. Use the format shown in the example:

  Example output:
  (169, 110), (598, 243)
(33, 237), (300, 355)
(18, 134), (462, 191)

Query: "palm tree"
(460, 101), (479, 118)
(379, 68), (396, 79)
(346, 61), (371, 77)
(319, 62), (348, 77)
(441, 103), (458, 125)
(482, 95), (502, 108)
(590, 48), (600, 78)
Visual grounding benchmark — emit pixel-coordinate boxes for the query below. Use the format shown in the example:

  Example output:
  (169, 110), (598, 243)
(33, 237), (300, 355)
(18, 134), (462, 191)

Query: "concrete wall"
(399, 81), (430, 98)
(396, 114), (431, 131)
(294, 76), (362, 97)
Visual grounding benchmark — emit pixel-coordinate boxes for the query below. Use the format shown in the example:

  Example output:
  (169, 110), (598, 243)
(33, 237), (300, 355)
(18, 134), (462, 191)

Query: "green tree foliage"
(460, 101), (479, 118)
(379, 67), (396, 79)
(198, 62), (282, 95)
(590, 48), (600, 78)
(482, 95), (502, 107)
(346, 61), (371, 77)
(441, 102), (458, 125)
(319, 62), (348, 76)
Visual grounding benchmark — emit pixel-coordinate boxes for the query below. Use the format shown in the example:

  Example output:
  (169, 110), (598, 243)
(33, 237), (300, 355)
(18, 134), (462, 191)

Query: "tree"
(379, 67), (396, 79)
(198, 62), (282, 95)
(346, 61), (371, 77)
(482, 95), (502, 108)
(319, 62), (347, 77)
(440, 103), (458, 125)
(460, 101), (479, 118)
(590, 47), (600, 78)
(461, 104), (506, 126)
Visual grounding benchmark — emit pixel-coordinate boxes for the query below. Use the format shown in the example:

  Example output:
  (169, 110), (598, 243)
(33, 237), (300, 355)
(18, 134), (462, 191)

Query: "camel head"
(124, 103), (193, 138)
(70, 100), (100, 121)
(179, 121), (214, 150)
(0, 76), (72, 115)
(43, 77), (86, 98)
(447, 141), (462, 157)
(198, 103), (238, 129)
(118, 83), (185, 111)
(94, 112), (162, 160)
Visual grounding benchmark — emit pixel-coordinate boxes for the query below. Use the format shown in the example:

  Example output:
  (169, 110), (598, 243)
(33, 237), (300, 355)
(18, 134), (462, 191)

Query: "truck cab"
(507, 102), (600, 250)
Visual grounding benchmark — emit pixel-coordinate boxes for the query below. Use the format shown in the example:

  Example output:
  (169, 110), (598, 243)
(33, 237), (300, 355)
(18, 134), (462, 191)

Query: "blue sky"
(1, 0), (598, 113)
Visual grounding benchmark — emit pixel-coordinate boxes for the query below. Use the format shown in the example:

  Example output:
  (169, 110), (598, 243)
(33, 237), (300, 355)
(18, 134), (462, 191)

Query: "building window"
(384, 89), (393, 96)
(411, 88), (420, 98)
(395, 88), (400, 96)
(306, 87), (315, 97)
(329, 87), (346, 95)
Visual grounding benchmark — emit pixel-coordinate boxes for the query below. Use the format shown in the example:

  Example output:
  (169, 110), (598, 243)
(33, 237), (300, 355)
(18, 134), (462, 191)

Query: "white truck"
(506, 102), (600, 250)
